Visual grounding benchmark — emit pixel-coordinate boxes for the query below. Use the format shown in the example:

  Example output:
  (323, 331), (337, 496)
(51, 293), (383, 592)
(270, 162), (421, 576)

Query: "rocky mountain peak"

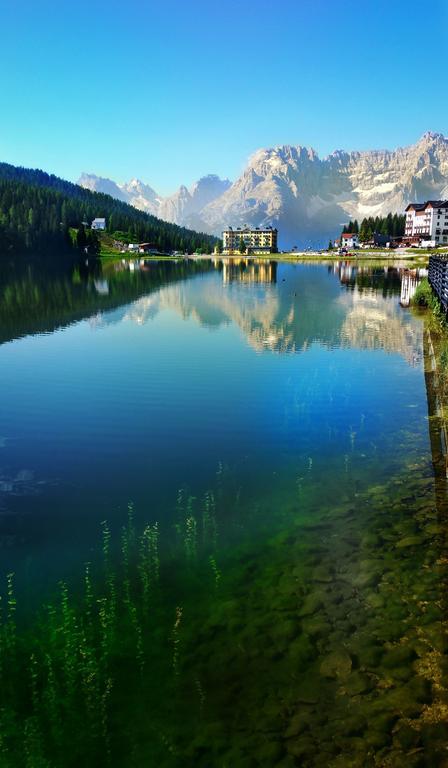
(78, 172), (127, 201)
(419, 130), (446, 143)
(122, 178), (159, 202)
(79, 132), (448, 246)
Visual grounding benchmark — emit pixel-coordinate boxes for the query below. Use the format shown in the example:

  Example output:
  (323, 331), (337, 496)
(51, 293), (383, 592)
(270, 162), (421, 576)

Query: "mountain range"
(79, 132), (448, 247)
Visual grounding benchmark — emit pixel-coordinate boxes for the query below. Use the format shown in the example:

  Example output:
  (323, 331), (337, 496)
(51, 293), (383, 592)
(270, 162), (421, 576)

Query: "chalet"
(138, 242), (159, 254)
(341, 233), (359, 249)
(91, 217), (106, 230)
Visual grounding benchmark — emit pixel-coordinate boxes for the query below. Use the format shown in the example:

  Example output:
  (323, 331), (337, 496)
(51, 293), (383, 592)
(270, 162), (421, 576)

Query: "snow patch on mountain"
(79, 132), (448, 246)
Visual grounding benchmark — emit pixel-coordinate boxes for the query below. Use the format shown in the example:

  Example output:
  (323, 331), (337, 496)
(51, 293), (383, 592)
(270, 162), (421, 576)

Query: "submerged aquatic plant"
(172, 606), (183, 677)
(209, 555), (221, 589)
(202, 490), (218, 551)
(5, 573), (16, 657)
(184, 504), (198, 563)
(215, 460), (230, 504)
(0, 461), (235, 763)
(0, 454), (446, 767)
(101, 521), (117, 639)
(139, 522), (160, 610)
(195, 678), (206, 717)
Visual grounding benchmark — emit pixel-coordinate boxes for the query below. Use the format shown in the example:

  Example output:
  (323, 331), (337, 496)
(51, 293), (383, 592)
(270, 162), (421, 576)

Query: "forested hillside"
(0, 162), (218, 255)
(342, 213), (406, 240)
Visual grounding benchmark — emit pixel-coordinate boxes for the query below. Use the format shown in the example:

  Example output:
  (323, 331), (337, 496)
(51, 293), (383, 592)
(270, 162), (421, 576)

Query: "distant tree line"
(342, 213), (405, 241)
(0, 162), (218, 255)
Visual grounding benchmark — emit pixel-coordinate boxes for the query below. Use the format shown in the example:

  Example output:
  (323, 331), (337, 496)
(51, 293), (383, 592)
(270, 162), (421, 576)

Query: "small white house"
(341, 233), (359, 248)
(91, 217), (106, 231)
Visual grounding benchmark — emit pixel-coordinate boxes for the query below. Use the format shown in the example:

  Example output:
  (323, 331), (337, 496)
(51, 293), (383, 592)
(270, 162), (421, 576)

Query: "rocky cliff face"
(79, 133), (448, 246)
(158, 176), (232, 231)
(78, 173), (128, 202)
(200, 132), (448, 246)
(78, 172), (230, 231)
(120, 178), (160, 215)
(77, 173), (160, 216)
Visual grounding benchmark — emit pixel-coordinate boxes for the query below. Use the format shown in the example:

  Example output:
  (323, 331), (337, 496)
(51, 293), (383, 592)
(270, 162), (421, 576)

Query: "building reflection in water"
(331, 261), (428, 306)
(216, 258), (277, 285)
(93, 278), (109, 295)
(101, 259), (426, 367)
(400, 268), (428, 307)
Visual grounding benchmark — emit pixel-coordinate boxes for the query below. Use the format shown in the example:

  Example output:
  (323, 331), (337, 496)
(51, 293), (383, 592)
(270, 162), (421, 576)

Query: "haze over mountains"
(79, 132), (448, 247)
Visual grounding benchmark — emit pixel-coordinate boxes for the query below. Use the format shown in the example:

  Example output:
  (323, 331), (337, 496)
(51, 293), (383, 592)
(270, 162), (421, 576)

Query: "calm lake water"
(0, 258), (446, 766)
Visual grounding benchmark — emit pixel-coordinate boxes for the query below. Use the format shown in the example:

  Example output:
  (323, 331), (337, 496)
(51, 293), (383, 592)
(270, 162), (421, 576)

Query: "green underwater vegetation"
(0, 450), (447, 768)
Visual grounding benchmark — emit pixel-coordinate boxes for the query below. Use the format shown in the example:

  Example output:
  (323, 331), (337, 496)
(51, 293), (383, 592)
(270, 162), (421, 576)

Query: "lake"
(0, 257), (446, 767)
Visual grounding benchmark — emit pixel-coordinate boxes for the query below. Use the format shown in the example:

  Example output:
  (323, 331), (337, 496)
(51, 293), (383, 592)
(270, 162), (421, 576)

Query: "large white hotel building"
(405, 200), (448, 245)
(222, 226), (278, 254)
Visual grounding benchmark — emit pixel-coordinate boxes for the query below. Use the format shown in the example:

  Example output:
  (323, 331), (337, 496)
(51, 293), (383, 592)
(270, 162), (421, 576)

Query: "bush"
(412, 278), (434, 307)
(412, 278), (445, 323)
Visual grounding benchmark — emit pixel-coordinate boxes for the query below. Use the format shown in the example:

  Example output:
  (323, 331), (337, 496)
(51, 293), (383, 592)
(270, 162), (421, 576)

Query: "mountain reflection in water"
(93, 259), (425, 364)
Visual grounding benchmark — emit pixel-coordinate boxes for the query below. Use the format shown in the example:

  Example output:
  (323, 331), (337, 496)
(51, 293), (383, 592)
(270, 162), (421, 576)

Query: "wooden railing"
(428, 256), (448, 312)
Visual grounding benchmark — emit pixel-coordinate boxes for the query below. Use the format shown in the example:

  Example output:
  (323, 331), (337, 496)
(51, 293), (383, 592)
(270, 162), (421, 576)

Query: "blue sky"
(0, 0), (447, 194)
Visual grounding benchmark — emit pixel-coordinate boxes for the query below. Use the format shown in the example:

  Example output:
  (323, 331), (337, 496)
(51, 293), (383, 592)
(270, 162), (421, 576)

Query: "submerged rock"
(320, 648), (352, 680)
(285, 736), (315, 760)
(270, 619), (299, 649)
(295, 675), (322, 704)
(299, 592), (324, 617)
(350, 639), (383, 668)
(254, 739), (285, 763)
(312, 565), (334, 583)
(288, 634), (315, 665)
(365, 592), (385, 610)
(382, 645), (417, 669)
(371, 620), (405, 643)
(386, 665), (412, 683)
(370, 712), (399, 733)
(395, 722), (421, 749)
(352, 568), (382, 589)
(360, 532), (382, 548)
(274, 756), (297, 768)
(396, 535), (421, 548)
(337, 714), (367, 736)
(364, 729), (391, 749)
(343, 671), (373, 696)
(301, 617), (332, 640)
(373, 685), (425, 718)
(283, 713), (309, 739)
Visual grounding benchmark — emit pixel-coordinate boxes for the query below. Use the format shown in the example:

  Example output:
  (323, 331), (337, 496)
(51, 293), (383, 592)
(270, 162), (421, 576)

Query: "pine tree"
(76, 224), (87, 249)
(359, 218), (369, 242)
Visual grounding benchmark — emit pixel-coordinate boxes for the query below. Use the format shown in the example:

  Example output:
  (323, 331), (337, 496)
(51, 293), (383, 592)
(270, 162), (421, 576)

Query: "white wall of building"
(341, 234), (359, 248)
(405, 204), (448, 244)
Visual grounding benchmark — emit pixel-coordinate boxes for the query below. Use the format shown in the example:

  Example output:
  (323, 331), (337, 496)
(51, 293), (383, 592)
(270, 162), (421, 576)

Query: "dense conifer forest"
(342, 213), (406, 240)
(0, 163), (218, 255)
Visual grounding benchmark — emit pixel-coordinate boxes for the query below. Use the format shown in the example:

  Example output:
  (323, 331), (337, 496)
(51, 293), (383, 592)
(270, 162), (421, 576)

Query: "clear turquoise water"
(0, 258), (446, 766)
(0, 261), (426, 587)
